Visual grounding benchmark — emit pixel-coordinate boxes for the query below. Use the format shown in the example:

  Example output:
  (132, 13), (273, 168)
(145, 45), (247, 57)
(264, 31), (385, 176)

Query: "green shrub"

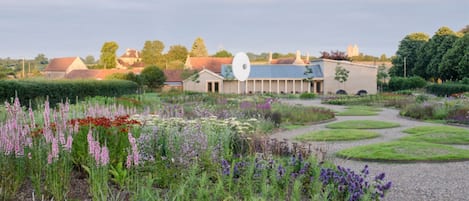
(426, 83), (469, 97)
(0, 80), (138, 107)
(388, 76), (426, 91)
(415, 94), (429, 103)
(299, 92), (317, 99)
(400, 103), (434, 120)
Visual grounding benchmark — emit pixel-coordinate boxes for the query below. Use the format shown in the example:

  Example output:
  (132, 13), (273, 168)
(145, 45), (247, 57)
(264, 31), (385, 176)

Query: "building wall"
(45, 71), (66, 79)
(316, 59), (377, 95)
(65, 58), (88, 74)
(183, 70), (223, 92)
(222, 79), (315, 94)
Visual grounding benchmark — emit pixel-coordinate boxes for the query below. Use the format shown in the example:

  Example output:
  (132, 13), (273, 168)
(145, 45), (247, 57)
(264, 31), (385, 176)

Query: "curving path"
(270, 99), (469, 201)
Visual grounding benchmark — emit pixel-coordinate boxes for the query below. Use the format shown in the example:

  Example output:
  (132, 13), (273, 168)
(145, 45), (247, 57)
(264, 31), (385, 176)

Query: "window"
(207, 81), (220, 93)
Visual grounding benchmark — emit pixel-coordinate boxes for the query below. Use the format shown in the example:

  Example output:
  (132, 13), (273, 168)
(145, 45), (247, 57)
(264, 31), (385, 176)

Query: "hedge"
(387, 76), (427, 91)
(0, 80), (138, 106)
(426, 83), (469, 97)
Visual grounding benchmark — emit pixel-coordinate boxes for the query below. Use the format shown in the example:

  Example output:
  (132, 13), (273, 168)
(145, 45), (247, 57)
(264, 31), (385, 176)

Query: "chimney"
(184, 54), (192, 69)
(306, 52), (310, 63)
(268, 52), (272, 64)
(293, 50), (304, 65)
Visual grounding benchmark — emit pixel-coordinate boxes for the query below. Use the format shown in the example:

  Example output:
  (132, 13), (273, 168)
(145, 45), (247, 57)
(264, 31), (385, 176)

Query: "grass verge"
(336, 141), (469, 162)
(336, 106), (381, 116)
(326, 120), (400, 129)
(294, 129), (379, 141)
(401, 126), (469, 144)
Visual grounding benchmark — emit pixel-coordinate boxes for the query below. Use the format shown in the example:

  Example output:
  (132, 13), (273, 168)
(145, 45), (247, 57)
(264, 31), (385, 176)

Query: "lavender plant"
(319, 165), (392, 201)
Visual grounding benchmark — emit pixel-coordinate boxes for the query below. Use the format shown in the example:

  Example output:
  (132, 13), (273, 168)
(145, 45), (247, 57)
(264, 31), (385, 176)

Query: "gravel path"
(270, 99), (469, 201)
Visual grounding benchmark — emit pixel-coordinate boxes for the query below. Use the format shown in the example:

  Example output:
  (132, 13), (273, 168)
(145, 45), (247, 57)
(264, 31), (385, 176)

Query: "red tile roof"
(163, 69), (183, 82)
(188, 57), (232, 73)
(65, 68), (144, 80)
(45, 57), (78, 71)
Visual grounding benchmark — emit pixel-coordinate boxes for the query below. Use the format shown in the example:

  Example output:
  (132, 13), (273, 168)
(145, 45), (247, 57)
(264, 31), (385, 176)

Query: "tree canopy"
(190, 37), (208, 57)
(84, 55), (96, 64)
(100, 41), (119, 69)
(166, 45), (188, 63)
(389, 32), (429, 77)
(213, 50), (233, 57)
(389, 26), (469, 82)
(140, 65), (166, 89)
(440, 33), (469, 80)
(141, 40), (165, 66)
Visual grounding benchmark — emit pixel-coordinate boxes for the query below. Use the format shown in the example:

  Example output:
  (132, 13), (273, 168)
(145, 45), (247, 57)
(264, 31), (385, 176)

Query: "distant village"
(0, 40), (393, 95)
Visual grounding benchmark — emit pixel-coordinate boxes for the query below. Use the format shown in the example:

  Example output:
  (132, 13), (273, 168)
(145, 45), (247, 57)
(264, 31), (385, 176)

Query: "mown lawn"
(294, 129), (379, 141)
(337, 141), (469, 162)
(326, 120), (400, 129)
(401, 126), (469, 144)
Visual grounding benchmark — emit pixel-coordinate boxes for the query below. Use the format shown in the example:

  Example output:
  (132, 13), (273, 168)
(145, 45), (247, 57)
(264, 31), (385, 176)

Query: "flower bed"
(0, 95), (390, 200)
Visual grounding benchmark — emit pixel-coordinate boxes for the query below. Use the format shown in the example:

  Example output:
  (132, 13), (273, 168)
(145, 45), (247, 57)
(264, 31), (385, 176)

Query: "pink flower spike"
(64, 135), (73, 151)
(126, 155), (132, 169)
(100, 146), (110, 166)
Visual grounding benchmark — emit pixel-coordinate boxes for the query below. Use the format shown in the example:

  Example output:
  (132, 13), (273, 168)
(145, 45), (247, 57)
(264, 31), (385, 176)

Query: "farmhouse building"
(117, 48), (144, 69)
(44, 57), (88, 79)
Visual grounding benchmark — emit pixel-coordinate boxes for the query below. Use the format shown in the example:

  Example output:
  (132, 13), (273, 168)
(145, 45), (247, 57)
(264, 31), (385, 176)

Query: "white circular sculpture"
(232, 52), (251, 82)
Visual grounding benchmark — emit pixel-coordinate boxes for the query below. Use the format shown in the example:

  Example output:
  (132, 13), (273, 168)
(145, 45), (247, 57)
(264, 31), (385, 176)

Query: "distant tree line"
(389, 25), (469, 82)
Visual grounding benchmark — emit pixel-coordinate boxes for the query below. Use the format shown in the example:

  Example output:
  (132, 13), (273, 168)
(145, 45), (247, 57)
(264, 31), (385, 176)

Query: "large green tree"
(100, 41), (119, 69)
(440, 33), (469, 80)
(433, 34), (460, 81)
(389, 32), (429, 77)
(190, 37), (208, 57)
(166, 45), (188, 63)
(140, 65), (166, 89)
(427, 33), (458, 80)
(413, 27), (455, 80)
(141, 40), (165, 66)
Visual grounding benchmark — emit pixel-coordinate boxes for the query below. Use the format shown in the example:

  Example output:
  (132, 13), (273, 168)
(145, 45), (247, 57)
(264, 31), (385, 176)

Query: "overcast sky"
(0, 0), (468, 59)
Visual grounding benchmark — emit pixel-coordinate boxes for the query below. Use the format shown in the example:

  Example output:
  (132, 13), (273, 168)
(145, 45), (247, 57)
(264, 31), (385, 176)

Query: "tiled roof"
(188, 57), (232, 73)
(65, 68), (144, 80)
(220, 64), (323, 79)
(44, 57), (78, 71)
(163, 69), (183, 82)
(120, 49), (140, 58)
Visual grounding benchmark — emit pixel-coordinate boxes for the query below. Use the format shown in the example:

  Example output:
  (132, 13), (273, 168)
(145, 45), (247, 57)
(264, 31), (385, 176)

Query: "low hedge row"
(387, 76), (427, 91)
(0, 80), (138, 106)
(426, 83), (469, 97)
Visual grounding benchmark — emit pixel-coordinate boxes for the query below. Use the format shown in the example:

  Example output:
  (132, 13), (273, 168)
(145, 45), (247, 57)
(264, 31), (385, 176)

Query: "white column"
(253, 79), (256, 93)
(277, 80), (280, 94)
(245, 80), (248, 94)
(308, 81), (311, 93)
(269, 80), (272, 93)
(293, 80), (296, 94)
(313, 81), (317, 94)
(285, 79), (287, 93)
(261, 80), (264, 93)
(300, 80), (303, 92)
